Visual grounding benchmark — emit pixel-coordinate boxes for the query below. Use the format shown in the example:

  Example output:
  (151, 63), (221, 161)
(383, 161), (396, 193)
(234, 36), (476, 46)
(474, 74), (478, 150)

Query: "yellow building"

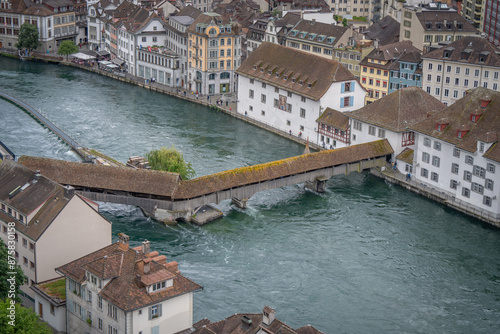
(187, 12), (242, 95)
(359, 40), (420, 104)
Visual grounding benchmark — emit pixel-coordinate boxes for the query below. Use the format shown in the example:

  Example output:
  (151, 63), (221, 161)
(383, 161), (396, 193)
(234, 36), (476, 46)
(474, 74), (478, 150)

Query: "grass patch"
(40, 278), (66, 300)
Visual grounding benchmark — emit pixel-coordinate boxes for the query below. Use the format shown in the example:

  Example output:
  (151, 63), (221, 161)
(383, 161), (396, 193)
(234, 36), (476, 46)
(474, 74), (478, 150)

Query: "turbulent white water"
(1, 57), (499, 333)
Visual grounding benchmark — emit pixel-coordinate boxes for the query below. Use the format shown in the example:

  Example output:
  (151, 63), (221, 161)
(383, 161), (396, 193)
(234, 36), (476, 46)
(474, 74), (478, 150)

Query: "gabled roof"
(0, 159), (75, 240)
(236, 42), (355, 101)
(411, 87), (500, 162)
(316, 108), (350, 131)
(173, 4), (202, 18)
(285, 18), (349, 46)
(56, 240), (202, 311)
(416, 10), (478, 33)
(359, 40), (421, 70)
(422, 36), (500, 68)
(347, 87), (446, 132)
(364, 16), (400, 46)
(186, 12), (235, 34)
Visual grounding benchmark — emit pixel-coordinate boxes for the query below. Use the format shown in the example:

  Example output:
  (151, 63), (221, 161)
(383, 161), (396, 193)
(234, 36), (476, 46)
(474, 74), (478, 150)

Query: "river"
(1, 57), (499, 333)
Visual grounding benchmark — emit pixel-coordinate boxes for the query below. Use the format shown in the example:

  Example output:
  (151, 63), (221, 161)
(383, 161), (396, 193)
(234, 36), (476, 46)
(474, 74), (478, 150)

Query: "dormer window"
(457, 22), (463, 30)
(435, 118), (449, 132)
(152, 281), (166, 291)
(284, 76), (288, 80)
(253, 65), (257, 70)
(426, 22), (432, 29)
(456, 125), (470, 138)
(470, 108), (483, 123)
(479, 51), (489, 63)
(480, 96), (491, 108)
(436, 23), (442, 29)
(275, 73), (280, 78)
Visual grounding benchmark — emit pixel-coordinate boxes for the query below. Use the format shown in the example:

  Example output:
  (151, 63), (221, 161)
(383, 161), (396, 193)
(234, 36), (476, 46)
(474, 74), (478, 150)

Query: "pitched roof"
(411, 87), (500, 162)
(173, 4), (202, 18)
(396, 147), (414, 164)
(359, 40), (421, 70)
(0, 159), (81, 240)
(364, 15), (400, 46)
(285, 19), (349, 46)
(416, 10), (478, 33)
(346, 87), (446, 132)
(18, 156), (181, 199)
(187, 12), (235, 35)
(236, 42), (355, 101)
(56, 240), (202, 311)
(316, 108), (350, 131)
(422, 36), (500, 67)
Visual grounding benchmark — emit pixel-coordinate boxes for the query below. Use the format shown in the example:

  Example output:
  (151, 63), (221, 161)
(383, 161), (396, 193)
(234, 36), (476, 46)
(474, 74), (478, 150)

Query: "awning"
(112, 58), (125, 66)
(97, 50), (110, 57)
(71, 52), (96, 60)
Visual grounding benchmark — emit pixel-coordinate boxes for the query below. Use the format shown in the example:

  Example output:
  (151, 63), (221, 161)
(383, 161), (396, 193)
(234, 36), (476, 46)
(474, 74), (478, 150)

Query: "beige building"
(57, 234), (202, 334)
(399, 3), (479, 52)
(461, 0), (485, 30)
(422, 36), (500, 106)
(0, 159), (111, 306)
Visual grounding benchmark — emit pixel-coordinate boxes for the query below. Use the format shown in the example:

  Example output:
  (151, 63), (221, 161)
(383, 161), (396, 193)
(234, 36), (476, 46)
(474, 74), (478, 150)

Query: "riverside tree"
(16, 23), (41, 54)
(146, 146), (195, 180)
(58, 40), (79, 60)
(0, 299), (52, 333)
(0, 239), (26, 303)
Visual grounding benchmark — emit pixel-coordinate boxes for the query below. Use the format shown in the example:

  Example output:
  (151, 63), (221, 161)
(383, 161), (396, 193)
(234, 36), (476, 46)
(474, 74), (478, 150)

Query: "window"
(433, 142), (441, 151)
(261, 94), (266, 103)
(453, 148), (460, 158)
(368, 126), (376, 136)
(432, 156), (440, 167)
(444, 89), (449, 97)
(464, 79), (469, 87)
(300, 108), (306, 118)
(464, 170), (472, 182)
(353, 121), (362, 131)
(378, 129), (385, 138)
(450, 179), (458, 189)
(451, 163), (459, 174)
(287, 91), (292, 98)
(98, 296), (102, 309)
(465, 155), (474, 165)
(23, 238), (27, 247)
(462, 187), (470, 198)
(471, 182), (484, 194)
(483, 196), (492, 206)
(428, 63), (433, 70)
(98, 318), (103, 330)
(107, 304), (117, 320)
(422, 152), (430, 163)
(473, 165), (486, 178)
(250, 79), (254, 84)
(427, 74), (432, 81)
(421, 168), (429, 178)
(485, 179), (494, 190)
(435, 87), (440, 96)
(446, 66), (451, 73)
(261, 110), (265, 116)
(249, 90), (254, 98)
(431, 172), (439, 182)
(423, 138), (431, 147)
(301, 96), (306, 102)
(23, 257), (28, 266)
(487, 163), (495, 173)
(436, 75), (441, 83)
(475, 69), (480, 77)
(286, 103), (292, 112)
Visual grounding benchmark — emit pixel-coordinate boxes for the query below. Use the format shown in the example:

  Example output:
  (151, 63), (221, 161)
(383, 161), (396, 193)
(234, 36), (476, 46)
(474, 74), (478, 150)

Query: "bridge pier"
(231, 197), (248, 209)
(305, 176), (329, 193)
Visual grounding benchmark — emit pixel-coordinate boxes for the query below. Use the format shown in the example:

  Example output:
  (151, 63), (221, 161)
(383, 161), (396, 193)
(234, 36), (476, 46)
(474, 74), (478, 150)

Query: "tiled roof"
(361, 40), (420, 63)
(0, 159), (76, 241)
(364, 16), (400, 46)
(56, 241), (202, 311)
(173, 5), (202, 19)
(396, 148), (414, 164)
(416, 10), (478, 33)
(173, 140), (394, 199)
(187, 12), (235, 35)
(236, 42), (355, 101)
(285, 19), (349, 47)
(0, 0), (53, 16)
(346, 87), (446, 132)
(411, 87), (500, 162)
(18, 156), (180, 199)
(422, 36), (500, 67)
(316, 108), (350, 131)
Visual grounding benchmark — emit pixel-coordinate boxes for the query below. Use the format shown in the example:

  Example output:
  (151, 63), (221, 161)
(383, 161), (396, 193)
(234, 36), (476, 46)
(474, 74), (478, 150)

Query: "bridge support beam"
(231, 197), (248, 209)
(305, 176), (329, 193)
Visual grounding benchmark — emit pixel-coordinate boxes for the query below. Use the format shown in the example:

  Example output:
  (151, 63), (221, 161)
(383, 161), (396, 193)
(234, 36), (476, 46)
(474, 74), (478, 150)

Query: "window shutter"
(159, 303), (162, 317)
(341, 83), (345, 93)
(350, 96), (354, 107)
(148, 306), (152, 320)
(68, 300), (73, 313)
(340, 97), (343, 107)
(352, 81), (355, 92)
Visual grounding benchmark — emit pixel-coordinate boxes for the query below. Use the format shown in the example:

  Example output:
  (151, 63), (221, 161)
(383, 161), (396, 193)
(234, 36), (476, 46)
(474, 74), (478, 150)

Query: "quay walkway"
(0, 91), (86, 159)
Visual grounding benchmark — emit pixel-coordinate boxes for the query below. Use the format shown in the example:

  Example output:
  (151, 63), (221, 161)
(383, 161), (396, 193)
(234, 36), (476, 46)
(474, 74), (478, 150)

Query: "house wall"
(349, 120), (399, 155)
(36, 196), (111, 283)
(34, 293), (66, 333)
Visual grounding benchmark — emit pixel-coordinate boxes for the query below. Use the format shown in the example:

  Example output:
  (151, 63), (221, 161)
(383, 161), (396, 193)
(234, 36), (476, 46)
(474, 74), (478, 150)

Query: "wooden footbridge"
(18, 139), (393, 223)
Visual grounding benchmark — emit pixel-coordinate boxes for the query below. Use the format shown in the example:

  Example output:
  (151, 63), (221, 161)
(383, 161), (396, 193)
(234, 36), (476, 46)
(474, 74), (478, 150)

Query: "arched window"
(209, 28), (217, 36)
(220, 72), (230, 79)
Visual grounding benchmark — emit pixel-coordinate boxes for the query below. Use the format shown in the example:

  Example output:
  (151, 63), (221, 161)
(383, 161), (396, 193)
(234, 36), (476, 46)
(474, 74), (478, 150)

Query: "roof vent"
(241, 315), (252, 326)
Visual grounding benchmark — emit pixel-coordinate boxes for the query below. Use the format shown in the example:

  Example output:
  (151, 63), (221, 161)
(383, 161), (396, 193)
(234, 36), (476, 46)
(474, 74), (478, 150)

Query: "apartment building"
(236, 42), (366, 145)
(333, 42), (374, 79)
(461, 0), (485, 30)
(186, 12), (242, 94)
(399, 2), (479, 52)
(56, 234), (202, 334)
(483, 0), (500, 48)
(411, 87), (500, 222)
(0, 159), (111, 306)
(87, 0), (121, 52)
(329, 0), (377, 22)
(388, 50), (422, 93)
(359, 40), (420, 103)
(421, 36), (500, 106)
(0, 0), (77, 52)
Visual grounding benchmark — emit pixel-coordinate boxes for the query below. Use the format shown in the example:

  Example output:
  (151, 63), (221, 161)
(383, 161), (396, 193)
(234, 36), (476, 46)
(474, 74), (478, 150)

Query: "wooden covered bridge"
(18, 139), (393, 223)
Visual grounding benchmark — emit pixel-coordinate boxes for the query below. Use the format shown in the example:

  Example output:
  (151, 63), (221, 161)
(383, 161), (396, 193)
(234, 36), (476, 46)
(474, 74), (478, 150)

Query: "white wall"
(34, 292), (66, 332)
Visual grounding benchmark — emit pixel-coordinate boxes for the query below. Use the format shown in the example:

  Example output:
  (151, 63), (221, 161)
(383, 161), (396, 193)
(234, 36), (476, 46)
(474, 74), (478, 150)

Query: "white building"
(422, 36), (500, 106)
(236, 42), (366, 143)
(56, 234), (202, 334)
(411, 87), (500, 222)
(346, 87), (446, 168)
(136, 47), (182, 86)
(87, 0), (121, 52)
(31, 277), (67, 333)
(0, 158), (112, 307)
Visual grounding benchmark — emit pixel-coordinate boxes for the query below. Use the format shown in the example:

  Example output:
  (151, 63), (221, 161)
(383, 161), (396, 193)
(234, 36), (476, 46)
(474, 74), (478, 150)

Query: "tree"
(342, 18), (348, 27)
(0, 299), (52, 333)
(0, 239), (26, 303)
(58, 40), (79, 61)
(145, 146), (196, 180)
(16, 23), (41, 53)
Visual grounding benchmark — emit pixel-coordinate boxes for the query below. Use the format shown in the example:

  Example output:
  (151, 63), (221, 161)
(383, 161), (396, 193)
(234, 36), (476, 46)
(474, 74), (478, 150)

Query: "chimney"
(118, 233), (130, 251)
(34, 170), (41, 181)
(262, 306), (276, 326)
(64, 185), (75, 199)
(143, 258), (152, 274)
(142, 240), (150, 254)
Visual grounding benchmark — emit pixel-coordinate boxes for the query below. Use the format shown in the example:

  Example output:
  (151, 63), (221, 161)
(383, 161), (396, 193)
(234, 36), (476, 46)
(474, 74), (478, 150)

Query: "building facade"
(483, 0), (500, 48)
(388, 50), (422, 94)
(421, 36), (500, 106)
(57, 234), (202, 334)
(461, 0), (485, 30)
(236, 42), (366, 145)
(187, 12), (242, 95)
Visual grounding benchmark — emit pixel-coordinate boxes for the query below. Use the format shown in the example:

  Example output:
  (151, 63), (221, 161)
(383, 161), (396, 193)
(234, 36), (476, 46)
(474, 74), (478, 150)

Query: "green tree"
(58, 40), (79, 61)
(0, 299), (52, 333)
(0, 239), (26, 303)
(342, 18), (348, 27)
(16, 23), (41, 53)
(146, 146), (196, 180)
